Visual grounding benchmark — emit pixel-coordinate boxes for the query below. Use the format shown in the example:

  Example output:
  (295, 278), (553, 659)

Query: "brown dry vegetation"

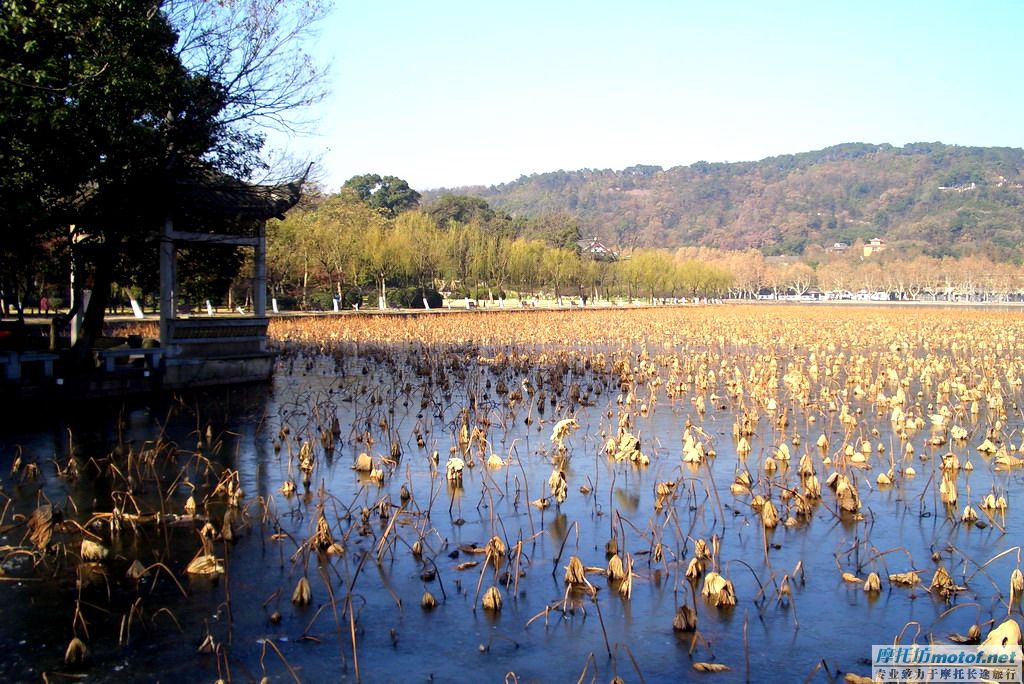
(266, 305), (1024, 351)
(27, 304), (1024, 680)
(256, 304), (1024, 678)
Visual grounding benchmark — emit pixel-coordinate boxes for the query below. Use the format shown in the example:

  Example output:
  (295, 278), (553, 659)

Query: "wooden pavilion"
(159, 169), (302, 387)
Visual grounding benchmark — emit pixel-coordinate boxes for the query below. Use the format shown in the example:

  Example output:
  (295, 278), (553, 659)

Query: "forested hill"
(432, 143), (1024, 258)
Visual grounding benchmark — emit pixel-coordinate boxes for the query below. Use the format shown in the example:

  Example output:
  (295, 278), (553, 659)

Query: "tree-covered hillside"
(430, 143), (1024, 260)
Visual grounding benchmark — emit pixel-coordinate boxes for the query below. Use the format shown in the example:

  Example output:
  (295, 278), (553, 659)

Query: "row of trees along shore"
(260, 179), (1024, 311)
(12, 168), (1024, 314)
(4, 1), (1022, 322)
(266, 180), (733, 310)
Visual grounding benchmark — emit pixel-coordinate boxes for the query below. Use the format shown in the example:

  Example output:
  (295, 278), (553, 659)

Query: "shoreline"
(6, 295), (1022, 327)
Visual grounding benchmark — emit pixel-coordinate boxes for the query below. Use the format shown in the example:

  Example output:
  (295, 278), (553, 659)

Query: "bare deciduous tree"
(166, 0), (330, 179)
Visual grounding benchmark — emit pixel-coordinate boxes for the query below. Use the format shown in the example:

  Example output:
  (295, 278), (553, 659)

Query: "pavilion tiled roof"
(173, 166), (304, 222)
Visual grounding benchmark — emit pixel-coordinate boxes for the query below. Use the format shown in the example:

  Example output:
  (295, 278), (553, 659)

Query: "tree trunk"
(73, 248), (113, 357)
(301, 254), (309, 309)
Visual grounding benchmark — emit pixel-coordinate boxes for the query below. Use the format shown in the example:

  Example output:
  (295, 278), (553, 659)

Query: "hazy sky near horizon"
(276, 0), (1024, 191)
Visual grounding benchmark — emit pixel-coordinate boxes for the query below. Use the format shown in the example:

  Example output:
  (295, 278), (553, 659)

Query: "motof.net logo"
(871, 645), (1023, 682)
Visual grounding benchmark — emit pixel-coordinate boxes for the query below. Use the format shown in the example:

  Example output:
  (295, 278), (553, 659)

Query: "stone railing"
(166, 317), (269, 358)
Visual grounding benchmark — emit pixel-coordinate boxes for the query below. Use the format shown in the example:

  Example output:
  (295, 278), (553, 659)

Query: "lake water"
(1, 307), (1022, 682)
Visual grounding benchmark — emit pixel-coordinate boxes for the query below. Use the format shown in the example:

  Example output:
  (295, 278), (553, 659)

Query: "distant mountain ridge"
(427, 142), (1024, 259)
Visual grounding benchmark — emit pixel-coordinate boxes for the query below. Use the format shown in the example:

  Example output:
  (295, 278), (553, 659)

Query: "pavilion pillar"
(69, 257), (82, 347)
(253, 228), (267, 317)
(159, 216), (177, 349)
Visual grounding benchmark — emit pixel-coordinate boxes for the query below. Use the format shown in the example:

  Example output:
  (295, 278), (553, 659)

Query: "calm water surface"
(0, 336), (1021, 683)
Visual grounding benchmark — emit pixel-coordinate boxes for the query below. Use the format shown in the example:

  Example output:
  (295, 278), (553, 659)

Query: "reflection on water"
(0, 336), (1022, 683)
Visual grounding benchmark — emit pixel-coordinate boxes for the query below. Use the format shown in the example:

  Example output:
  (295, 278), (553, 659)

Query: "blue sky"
(274, 0), (1024, 191)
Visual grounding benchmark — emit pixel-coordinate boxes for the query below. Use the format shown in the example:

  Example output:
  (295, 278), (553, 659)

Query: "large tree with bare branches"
(0, 0), (327, 339)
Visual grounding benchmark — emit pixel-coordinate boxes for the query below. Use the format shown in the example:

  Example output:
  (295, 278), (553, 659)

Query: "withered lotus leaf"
(28, 506), (54, 550)
(929, 565), (963, 599)
(445, 457), (465, 482)
(672, 605), (697, 632)
(982, 619), (1022, 647)
(186, 554), (224, 576)
(81, 539), (108, 562)
(600, 554), (622, 583)
(548, 468), (568, 503)
(1012, 569), (1024, 598)
(550, 418), (579, 446)
(353, 453), (373, 472)
(961, 505), (978, 523)
(291, 576), (312, 605)
(64, 637), (88, 664)
(889, 571), (920, 586)
(482, 586), (502, 611)
(843, 675), (875, 684)
(564, 555), (587, 585)
(126, 559), (148, 580)
(702, 572), (736, 607)
(760, 499), (779, 528)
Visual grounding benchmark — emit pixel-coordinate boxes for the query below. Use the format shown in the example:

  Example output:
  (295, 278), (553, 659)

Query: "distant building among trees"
(863, 238), (887, 257)
(576, 237), (617, 261)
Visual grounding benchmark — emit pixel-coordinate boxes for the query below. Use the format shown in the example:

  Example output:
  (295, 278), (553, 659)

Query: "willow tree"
(507, 239), (546, 297)
(392, 211), (445, 293)
(311, 197), (387, 307)
(541, 247), (581, 301)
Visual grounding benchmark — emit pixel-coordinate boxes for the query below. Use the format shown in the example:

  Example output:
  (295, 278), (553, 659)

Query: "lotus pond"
(2, 305), (1024, 683)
